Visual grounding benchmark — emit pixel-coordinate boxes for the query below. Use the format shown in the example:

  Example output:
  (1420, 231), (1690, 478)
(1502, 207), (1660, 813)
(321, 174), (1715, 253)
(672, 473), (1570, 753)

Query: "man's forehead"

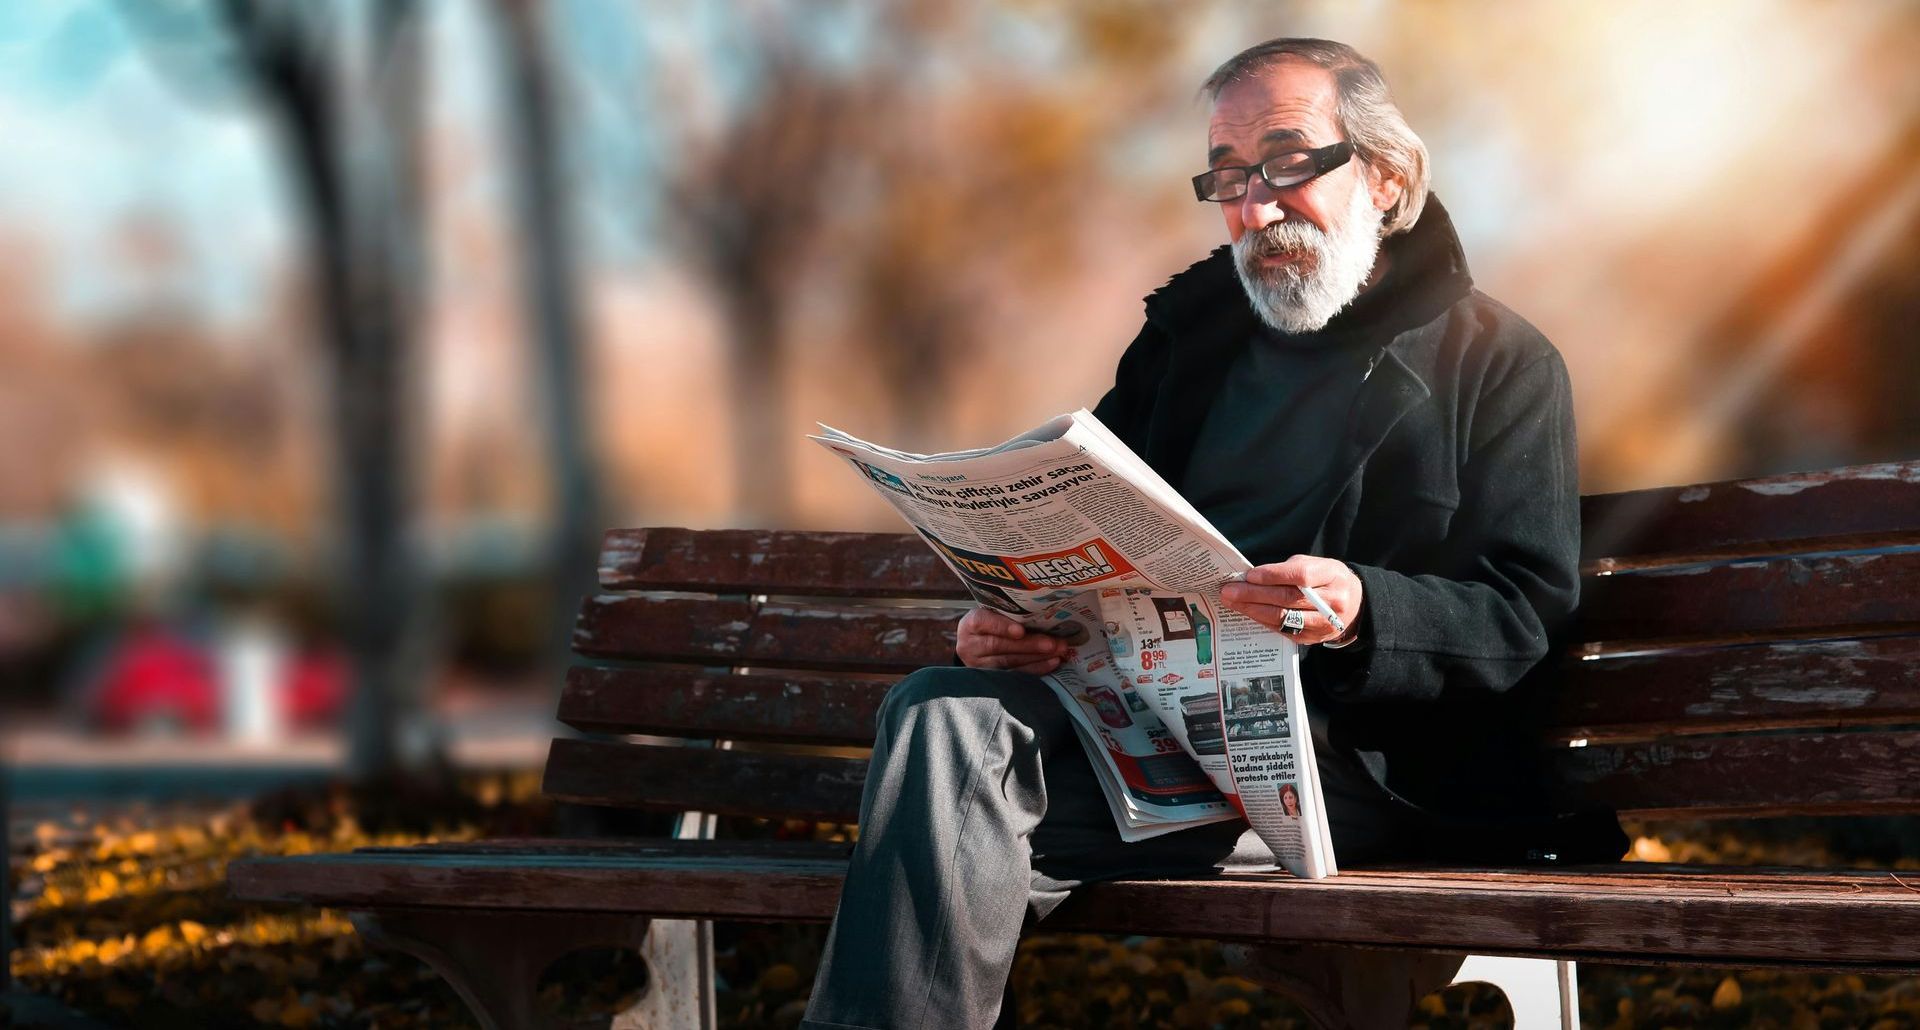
(1206, 61), (1339, 157)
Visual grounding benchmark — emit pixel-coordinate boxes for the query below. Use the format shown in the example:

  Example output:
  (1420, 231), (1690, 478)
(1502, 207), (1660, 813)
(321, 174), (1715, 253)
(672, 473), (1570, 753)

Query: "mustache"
(1242, 219), (1327, 259)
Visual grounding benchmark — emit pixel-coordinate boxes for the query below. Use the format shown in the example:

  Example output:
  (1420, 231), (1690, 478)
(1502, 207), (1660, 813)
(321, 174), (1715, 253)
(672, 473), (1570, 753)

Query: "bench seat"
(232, 838), (1920, 972)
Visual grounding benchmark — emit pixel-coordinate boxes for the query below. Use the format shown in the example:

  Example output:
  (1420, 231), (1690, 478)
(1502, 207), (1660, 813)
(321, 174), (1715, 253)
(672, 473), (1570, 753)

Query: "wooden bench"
(230, 459), (1920, 1029)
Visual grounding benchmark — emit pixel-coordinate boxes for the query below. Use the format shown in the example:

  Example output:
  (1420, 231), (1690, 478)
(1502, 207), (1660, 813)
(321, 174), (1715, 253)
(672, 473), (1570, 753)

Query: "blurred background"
(4, 0), (1917, 775)
(1, 0), (1918, 1023)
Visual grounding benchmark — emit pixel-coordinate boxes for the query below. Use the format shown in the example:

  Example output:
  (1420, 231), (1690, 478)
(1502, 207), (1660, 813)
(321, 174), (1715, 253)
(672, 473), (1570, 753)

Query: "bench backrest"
(547, 460), (1920, 831)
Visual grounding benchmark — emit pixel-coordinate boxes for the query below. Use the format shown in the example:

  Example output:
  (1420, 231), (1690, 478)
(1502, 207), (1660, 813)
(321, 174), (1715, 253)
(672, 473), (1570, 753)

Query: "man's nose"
(1239, 178), (1287, 232)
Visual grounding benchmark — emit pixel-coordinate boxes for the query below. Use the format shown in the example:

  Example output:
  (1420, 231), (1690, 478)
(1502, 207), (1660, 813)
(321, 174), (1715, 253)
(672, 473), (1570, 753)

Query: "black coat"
(1092, 197), (1625, 864)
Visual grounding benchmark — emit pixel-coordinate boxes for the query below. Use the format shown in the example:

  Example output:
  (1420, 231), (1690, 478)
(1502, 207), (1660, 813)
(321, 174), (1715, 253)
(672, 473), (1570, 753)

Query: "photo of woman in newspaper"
(1279, 782), (1302, 819)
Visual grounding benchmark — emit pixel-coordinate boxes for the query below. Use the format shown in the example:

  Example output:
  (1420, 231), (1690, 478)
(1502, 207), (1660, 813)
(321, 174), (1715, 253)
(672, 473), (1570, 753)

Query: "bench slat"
(558, 666), (891, 744)
(1555, 729), (1920, 819)
(546, 730), (1920, 822)
(1582, 460), (1920, 571)
(541, 738), (867, 822)
(572, 555), (1920, 671)
(572, 596), (964, 672)
(592, 462), (1920, 599)
(1573, 552), (1920, 651)
(599, 528), (967, 598)
(227, 845), (1920, 970)
(560, 637), (1920, 746)
(1550, 637), (1920, 740)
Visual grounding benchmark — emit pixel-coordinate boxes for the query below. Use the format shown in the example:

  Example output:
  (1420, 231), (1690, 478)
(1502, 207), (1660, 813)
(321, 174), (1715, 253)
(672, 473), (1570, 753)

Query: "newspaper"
(811, 409), (1338, 879)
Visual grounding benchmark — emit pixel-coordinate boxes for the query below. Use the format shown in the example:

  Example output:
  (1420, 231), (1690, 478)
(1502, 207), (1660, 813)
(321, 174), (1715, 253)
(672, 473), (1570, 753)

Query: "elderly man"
(802, 37), (1624, 1030)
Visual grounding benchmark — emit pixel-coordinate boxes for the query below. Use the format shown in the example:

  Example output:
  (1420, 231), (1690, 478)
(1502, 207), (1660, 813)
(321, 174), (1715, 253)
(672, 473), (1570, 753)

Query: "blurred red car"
(87, 621), (346, 734)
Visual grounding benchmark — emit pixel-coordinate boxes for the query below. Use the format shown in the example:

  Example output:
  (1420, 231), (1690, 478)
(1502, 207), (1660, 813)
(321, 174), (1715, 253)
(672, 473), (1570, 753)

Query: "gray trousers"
(800, 666), (1411, 1030)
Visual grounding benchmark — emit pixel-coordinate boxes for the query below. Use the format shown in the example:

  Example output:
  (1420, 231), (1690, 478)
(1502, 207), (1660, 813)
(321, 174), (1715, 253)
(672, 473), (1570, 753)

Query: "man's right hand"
(955, 607), (1065, 674)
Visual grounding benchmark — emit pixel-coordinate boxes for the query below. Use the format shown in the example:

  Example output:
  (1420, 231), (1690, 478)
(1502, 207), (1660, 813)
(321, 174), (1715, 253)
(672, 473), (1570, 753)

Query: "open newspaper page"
(811, 410), (1337, 878)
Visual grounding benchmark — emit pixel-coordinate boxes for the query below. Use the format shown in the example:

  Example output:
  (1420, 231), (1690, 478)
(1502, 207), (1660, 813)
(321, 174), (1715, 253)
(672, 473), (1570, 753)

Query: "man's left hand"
(1218, 555), (1363, 645)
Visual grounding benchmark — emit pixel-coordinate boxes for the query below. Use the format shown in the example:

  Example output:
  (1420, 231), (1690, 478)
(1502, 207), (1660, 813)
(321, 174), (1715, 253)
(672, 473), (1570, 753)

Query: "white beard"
(1231, 177), (1385, 334)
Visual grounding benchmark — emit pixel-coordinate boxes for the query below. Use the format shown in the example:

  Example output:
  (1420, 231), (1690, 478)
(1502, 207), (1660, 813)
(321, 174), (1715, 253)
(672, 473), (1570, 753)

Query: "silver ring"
(1280, 609), (1308, 634)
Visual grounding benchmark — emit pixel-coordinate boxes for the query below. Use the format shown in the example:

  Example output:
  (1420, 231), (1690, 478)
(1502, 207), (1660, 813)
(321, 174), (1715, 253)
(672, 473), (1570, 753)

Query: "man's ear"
(1364, 163), (1404, 217)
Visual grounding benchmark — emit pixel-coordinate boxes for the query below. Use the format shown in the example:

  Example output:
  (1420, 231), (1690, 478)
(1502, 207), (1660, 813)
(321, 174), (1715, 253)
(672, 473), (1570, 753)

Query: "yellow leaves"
(94, 934), (136, 967)
(10, 780), (518, 1027)
(1630, 835), (1674, 862)
(24, 799), (482, 924)
(756, 962), (802, 992)
(1712, 975), (1743, 1009)
(327, 812), (365, 845)
(83, 869), (121, 903)
(141, 925), (175, 955)
(1209, 996), (1252, 1021)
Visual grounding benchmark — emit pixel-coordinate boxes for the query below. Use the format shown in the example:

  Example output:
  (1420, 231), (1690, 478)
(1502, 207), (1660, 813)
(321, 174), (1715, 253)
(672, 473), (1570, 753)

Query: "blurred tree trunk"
(717, 278), (791, 526)
(486, 0), (605, 700)
(2, 760), (11, 995)
(656, 38), (861, 526)
(207, 0), (439, 781)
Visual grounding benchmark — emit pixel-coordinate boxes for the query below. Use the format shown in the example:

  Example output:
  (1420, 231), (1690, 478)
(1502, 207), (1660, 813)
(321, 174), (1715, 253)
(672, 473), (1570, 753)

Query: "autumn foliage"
(11, 781), (1920, 1028)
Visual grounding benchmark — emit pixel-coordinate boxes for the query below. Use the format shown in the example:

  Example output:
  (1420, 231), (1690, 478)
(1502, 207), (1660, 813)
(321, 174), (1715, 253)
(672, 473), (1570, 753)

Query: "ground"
(9, 772), (1920, 1028)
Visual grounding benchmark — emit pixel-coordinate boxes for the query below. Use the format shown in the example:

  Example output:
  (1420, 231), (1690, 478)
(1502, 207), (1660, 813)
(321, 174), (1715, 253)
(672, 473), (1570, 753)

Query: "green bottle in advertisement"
(1190, 602), (1212, 664)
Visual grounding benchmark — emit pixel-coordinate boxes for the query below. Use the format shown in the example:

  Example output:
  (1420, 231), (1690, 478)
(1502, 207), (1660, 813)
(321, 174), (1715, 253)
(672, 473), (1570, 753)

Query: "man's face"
(1207, 60), (1399, 332)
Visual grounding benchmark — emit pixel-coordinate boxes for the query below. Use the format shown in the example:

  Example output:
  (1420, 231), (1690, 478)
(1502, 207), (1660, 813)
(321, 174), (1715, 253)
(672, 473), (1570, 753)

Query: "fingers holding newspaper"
(1220, 555), (1363, 646)
(956, 606), (1066, 674)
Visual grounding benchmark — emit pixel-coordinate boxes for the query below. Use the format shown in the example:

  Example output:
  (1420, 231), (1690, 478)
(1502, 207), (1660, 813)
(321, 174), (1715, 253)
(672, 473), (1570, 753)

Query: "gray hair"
(1201, 38), (1430, 236)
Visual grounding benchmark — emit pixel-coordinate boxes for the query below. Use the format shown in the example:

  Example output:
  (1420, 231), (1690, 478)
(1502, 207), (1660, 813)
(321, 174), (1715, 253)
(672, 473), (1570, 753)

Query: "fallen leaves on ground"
(13, 789), (1920, 1028)
(7, 769), (581, 1028)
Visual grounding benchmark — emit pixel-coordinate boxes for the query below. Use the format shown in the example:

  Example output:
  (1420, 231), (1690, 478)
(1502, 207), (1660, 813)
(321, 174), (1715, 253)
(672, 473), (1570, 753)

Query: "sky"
(5, 0), (1913, 341)
(0, 0), (635, 331)
(0, 0), (295, 328)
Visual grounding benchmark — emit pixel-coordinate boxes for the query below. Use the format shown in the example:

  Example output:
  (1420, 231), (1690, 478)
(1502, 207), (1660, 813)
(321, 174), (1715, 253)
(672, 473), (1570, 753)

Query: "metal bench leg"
(611, 806), (718, 1030)
(352, 908), (653, 1030)
(613, 918), (713, 1030)
(1224, 943), (1465, 1029)
(1452, 954), (1577, 1030)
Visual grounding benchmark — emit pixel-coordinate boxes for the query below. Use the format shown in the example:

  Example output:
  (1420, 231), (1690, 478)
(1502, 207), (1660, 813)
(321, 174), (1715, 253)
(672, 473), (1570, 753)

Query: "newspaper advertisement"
(812, 409), (1338, 879)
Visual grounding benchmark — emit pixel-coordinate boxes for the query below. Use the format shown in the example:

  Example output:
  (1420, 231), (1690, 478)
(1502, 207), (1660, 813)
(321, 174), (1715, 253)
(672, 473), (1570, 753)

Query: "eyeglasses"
(1192, 141), (1353, 203)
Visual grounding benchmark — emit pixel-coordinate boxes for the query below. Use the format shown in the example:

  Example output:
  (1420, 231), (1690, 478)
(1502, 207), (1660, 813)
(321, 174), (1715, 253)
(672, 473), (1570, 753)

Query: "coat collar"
(1143, 193), (1475, 340)
(1134, 195), (1476, 489)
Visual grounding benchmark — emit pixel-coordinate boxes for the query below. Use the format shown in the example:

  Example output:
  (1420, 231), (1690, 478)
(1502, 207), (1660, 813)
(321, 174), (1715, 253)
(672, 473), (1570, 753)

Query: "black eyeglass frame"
(1192, 141), (1355, 203)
